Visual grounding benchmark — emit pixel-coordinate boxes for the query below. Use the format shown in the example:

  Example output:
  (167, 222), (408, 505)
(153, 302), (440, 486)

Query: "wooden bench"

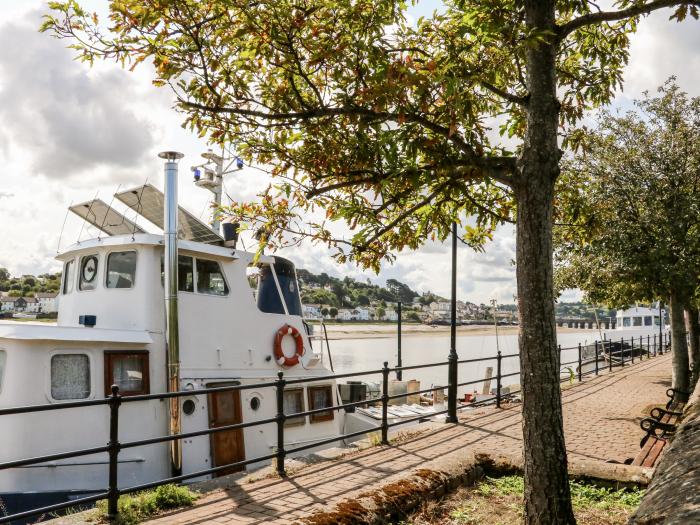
(631, 388), (689, 468)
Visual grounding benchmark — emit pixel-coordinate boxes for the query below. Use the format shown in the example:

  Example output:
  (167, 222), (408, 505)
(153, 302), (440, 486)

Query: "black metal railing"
(0, 332), (669, 524)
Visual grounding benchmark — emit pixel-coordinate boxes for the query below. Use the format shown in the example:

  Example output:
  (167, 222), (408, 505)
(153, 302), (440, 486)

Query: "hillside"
(0, 268), (60, 297)
(0, 265), (613, 322)
(296, 269), (444, 309)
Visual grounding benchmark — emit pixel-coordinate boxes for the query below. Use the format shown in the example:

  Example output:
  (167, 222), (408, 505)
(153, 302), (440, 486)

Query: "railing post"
(496, 350), (502, 408)
(631, 337), (635, 364)
(594, 340), (599, 376)
(653, 333), (657, 356)
(107, 385), (122, 521)
(577, 343), (582, 382)
(660, 332), (664, 355)
(447, 352), (458, 423)
(647, 335), (650, 359)
(275, 372), (286, 477)
(381, 361), (389, 445)
(608, 341), (613, 372)
(620, 337), (625, 367)
(396, 302), (402, 381)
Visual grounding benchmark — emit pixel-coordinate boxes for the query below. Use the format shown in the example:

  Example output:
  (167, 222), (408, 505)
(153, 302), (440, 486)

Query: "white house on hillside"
(337, 307), (370, 321)
(302, 303), (322, 319)
(35, 292), (58, 313)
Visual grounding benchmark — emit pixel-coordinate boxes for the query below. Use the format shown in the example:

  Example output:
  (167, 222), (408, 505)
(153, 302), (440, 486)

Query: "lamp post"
(447, 222), (458, 423)
(659, 300), (664, 354)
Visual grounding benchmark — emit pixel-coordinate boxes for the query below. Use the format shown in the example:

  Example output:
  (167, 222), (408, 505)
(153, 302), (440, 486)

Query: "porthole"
(182, 399), (196, 415)
(250, 397), (261, 411)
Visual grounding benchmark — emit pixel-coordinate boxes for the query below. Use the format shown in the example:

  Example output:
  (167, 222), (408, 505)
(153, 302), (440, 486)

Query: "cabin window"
(104, 351), (149, 396)
(256, 258), (303, 316)
(160, 255), (195, 292)
(79, 255), (99, 291)
(283, 388), (305, 426)
(623, 317), (631, 327)
(0, 350), (6, 393)
(106, 251), (137, 289)
(644, 316), (653, 326)
(308, 385), (334, 423)
(654, 316), (661, 326)
(62, 259), (75, 294)
(51, 354), (90, 400)
(633, 316), (643, 327)
(196, 259), (229, 296)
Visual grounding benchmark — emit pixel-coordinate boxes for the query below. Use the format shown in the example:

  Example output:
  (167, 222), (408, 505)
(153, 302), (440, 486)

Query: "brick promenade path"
(145, 354), (672, 525)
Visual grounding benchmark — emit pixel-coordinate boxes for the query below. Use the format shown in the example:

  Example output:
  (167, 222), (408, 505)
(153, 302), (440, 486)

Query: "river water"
(320, 325), (653, 397)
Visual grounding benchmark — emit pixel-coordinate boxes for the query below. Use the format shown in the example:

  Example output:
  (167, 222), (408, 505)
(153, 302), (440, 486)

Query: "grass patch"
(394, 475), (643, 525)
(95, 484), (197, 525)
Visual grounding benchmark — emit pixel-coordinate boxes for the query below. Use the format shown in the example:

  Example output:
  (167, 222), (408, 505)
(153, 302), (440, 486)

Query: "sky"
(0, 1), (698, 304)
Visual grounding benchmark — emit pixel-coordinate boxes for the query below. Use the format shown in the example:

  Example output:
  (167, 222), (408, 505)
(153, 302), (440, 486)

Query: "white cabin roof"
(616, 306), (661, 317)
(56, 233), (276, 264)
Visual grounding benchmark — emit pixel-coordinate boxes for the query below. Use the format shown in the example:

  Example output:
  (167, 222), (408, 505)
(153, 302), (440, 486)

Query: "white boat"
(0, 151), (345, 517)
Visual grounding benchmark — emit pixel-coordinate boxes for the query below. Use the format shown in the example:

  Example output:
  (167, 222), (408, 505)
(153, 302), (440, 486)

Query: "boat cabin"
(615, 306), (664, 330)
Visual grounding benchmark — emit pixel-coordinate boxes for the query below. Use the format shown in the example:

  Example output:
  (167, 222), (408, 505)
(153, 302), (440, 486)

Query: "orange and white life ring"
(273, 324), (304, 367)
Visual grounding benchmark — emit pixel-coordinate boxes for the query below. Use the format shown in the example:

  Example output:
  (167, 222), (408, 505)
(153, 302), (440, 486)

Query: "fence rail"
(0, 332), (669, 524)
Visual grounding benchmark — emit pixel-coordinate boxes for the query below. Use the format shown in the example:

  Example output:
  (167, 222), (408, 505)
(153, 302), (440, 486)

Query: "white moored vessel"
(0, 151), (343, 517)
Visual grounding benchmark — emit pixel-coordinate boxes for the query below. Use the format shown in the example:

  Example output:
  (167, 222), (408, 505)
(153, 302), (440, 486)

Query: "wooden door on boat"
(207, 386), (245, 476)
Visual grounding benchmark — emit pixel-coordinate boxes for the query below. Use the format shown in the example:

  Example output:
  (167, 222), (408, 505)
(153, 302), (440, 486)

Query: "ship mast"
(191, 149), (244, 235)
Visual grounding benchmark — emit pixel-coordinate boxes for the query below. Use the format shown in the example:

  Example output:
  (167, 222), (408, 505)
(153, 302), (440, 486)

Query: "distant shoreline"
(315, 322), (593, 340)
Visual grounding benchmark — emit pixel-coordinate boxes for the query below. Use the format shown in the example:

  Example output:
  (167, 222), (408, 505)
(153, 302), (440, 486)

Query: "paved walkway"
(146, 355), (672, 525)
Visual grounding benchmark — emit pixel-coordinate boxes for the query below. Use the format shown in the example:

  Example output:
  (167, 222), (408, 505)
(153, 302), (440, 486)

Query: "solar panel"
(114, 184), (224, 245)
(69, 199), (147, 236)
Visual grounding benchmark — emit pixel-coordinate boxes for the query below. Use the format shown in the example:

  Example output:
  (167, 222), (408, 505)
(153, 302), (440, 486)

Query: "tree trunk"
(669, 293), (690, 395)
(685, 305), (700, 388)
(515, 2), (575, 524)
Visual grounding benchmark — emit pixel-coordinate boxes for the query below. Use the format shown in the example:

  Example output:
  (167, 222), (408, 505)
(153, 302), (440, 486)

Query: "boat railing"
(0, 332), (669, 524)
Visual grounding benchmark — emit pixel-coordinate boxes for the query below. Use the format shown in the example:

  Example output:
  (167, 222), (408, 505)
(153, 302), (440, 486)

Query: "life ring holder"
(273, 324), (304, 367)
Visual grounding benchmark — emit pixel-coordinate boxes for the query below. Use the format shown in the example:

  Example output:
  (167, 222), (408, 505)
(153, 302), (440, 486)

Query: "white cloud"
(0, 10), (162, 183)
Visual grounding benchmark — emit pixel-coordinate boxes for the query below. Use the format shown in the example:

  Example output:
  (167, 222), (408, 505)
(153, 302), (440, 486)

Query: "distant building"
(337, 308), (370, 321)
(35, 292), (58, 313)
(0, 294), (55, 314)
(383, 309), (398, 321)
(0, 297), (15, 312)
(615, 306), (664, 329)
(303, 304), (322, 319)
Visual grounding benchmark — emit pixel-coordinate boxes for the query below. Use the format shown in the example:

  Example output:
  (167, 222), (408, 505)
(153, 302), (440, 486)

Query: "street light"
(447, 222), (458, 423)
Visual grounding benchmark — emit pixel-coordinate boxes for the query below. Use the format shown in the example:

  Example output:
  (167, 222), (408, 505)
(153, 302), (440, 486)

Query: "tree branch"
(558, 0), (700, 40)
(180, 97), (517, 185)
(480, 81), (529, 105)
(355, 184), (450, 251)
(306, 176), (379, 197)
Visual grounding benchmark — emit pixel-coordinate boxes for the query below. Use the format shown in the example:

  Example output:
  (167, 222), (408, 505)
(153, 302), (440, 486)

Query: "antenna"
(191, 147), (244, 235)
(56, 200), (73, 254)
(76, 191), (99, 244)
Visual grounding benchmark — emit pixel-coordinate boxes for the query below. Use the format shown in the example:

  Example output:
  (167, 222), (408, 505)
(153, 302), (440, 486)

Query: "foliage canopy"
(555, 80), (700, 307)
(42, 0), (697, 270)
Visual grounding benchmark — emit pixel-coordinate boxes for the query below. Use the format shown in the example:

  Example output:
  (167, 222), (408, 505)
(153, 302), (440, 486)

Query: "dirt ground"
(394, 476), (641, 525)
